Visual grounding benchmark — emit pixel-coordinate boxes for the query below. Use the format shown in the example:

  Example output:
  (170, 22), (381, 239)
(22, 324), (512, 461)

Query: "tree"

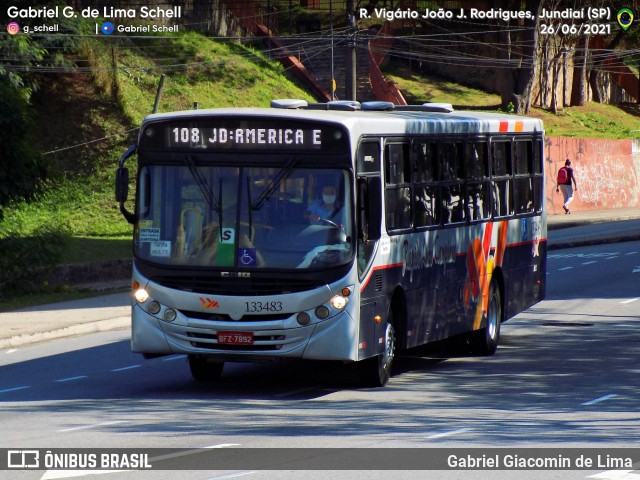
(0, 35), (47, 217)
(499, 0), (543, 114)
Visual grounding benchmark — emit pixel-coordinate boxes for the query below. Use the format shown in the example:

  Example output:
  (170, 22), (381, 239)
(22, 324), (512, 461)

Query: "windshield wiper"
(246, 176), (254, 241)
(185, 155), (220, 213)
(251, 157), (298, 211)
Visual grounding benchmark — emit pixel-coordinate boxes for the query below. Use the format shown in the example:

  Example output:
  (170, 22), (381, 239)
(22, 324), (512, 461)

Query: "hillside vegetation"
(0, 30), (313, 301)
(384, 64), (640, 139)
(1, 27), (639, 306)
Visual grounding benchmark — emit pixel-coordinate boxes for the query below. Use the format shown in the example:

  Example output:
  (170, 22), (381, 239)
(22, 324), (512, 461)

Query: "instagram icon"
(7, 22), (20, 35)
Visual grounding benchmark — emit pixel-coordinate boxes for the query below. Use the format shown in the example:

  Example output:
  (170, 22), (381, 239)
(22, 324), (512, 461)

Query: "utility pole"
(345, 0), (357, 101)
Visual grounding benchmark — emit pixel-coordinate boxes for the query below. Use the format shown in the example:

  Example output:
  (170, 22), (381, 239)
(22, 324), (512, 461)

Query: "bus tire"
(188, 355), (224, 382)
(472, 281), (502, 356)
(362, 321), (395, 387)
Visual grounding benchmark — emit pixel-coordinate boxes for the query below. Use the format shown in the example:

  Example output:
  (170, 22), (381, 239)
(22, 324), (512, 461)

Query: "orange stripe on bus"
(360, 262), (404, 292)
(515, 121), (524, 132)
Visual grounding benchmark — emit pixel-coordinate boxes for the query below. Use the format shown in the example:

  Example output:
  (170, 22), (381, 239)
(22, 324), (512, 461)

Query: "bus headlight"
(147, 301), (161, 315)
(163, 309), (177, 322)
(134, 288), (150, 303)
(315, 306), (330, 319)
(329, 294), (348, 310)
(297, 312), (311, 326)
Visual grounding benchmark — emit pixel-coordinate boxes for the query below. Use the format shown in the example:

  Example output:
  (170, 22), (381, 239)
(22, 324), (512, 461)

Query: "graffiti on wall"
(545, 137), (637, 215)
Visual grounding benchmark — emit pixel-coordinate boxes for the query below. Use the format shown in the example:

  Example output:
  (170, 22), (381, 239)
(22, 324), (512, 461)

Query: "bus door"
(356, 140), (384, 359)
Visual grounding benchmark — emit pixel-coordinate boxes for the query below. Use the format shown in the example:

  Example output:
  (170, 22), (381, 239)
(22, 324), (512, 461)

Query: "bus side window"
(440, 143), (466, 224)
(385, 144), (412, 231)
(412, 141), (440, 228)
(514, 141), (535, 214)
(414, 185), (438, 226)
(491, 141), (513, 218)
(464, 142), (491, 221)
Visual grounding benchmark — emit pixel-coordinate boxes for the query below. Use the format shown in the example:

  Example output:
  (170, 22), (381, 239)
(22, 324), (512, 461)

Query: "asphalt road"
(1, 239), (639, 480)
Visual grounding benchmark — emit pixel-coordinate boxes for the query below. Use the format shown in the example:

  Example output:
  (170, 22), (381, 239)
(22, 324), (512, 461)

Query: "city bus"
(115, 99), (546, 387)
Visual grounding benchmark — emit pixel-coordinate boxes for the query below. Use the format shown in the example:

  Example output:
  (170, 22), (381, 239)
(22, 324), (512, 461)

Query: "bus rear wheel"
(361, 322), (395, 387)
(471, 281), (502, 355)
(188, 355), (224, 382)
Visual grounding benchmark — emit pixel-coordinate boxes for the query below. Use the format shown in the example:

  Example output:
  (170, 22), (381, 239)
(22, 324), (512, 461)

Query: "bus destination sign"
(140, 118), (348, 153)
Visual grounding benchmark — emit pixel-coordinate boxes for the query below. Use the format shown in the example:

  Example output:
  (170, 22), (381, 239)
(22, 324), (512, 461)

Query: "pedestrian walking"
(556, 159), (578, 214)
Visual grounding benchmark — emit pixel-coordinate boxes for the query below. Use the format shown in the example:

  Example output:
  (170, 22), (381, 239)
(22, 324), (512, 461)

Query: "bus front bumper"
(131, 304), (358, 362)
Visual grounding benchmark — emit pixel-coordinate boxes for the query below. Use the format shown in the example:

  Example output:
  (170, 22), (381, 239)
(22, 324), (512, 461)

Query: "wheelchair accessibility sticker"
(238, 248), (257, 266)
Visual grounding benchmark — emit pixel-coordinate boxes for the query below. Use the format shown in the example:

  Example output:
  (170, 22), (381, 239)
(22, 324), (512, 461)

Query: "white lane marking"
(633, 267), (640, 274)
(625, 251), (638, 255)
(620, 298), (640, 304)
(0, 386), (30, 393)
(582, 261), (598, 265)
(581, 394), (618, 406)
(206, 472), (258, 480)
(110, 365), (141, 372)
(58, 420), (127, 432)
(587, 471), (640, 479)
(41, 470), (126, 479)
(55, 376), (88, 383)
(274, 386), (323, 397)
(426, 428), (473, 439)
(558, 267), (573, 271)
(161, 355), (185, 362)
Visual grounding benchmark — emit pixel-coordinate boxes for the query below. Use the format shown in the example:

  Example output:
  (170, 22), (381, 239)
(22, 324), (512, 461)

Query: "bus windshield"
(135, 164), (354, 270)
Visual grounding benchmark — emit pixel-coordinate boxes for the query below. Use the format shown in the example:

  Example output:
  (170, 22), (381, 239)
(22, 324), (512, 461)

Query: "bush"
(0, 223), (68, 296)
(0, 78), (46, 218)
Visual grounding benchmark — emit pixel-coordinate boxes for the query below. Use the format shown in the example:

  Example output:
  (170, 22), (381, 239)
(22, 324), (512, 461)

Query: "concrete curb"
(548, 233), (640, 251)
(0, 317), (130, 349)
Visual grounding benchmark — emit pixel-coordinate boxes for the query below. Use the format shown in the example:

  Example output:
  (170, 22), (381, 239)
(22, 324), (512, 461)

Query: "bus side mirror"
(358, 176), (382, 242)
(115, 167), (129, 203)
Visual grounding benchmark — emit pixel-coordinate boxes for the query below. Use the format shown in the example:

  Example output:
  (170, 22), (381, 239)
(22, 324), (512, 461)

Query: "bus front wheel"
(361, 322), (395, 387)
(188, 355), (224, 382)
(471, 281), (502, 355)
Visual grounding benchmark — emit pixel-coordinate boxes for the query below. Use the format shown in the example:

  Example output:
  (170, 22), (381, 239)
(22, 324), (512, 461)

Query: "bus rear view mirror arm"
(115, 145), (137, 224)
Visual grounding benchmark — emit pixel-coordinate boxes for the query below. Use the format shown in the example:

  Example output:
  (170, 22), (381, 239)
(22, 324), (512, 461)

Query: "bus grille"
(179, 311), (292, 322)
(150, 275), (319, 295)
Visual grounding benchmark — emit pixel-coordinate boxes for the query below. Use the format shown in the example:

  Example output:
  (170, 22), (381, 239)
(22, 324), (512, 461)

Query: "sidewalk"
(547, 207), (640, 249)
(1, 207), (639, 349)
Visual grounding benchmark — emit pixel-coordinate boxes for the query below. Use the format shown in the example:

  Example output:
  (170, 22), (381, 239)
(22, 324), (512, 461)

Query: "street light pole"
(345, 0), (356, 101)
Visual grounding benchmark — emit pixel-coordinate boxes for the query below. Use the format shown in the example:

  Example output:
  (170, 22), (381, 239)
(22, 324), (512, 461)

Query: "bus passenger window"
(492, 180), (512, 217)
(386, 144), (410, 184)
(414, 185), (439, 227)
(464, 143), (488, 180)
(492, 142), (512, 176)
(412, 142), (437, 182)
(514, 141), (532, 174)
(441, 184), (466, 224)
(515, 177), (535, 214)
(467, 182), (490, 220)
(385, 144), (411, 231)
(386, 187), (412, 230)
(440, 143), (464, 181)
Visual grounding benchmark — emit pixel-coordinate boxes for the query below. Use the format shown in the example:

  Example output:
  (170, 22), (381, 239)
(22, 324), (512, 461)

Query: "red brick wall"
(545, 137), (638, 215)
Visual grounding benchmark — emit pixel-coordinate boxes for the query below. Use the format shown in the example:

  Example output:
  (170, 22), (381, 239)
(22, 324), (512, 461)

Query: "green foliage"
(0, 78), (46, 217)
(0, 34), (46, 98)
(0, 221), (68, 296)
